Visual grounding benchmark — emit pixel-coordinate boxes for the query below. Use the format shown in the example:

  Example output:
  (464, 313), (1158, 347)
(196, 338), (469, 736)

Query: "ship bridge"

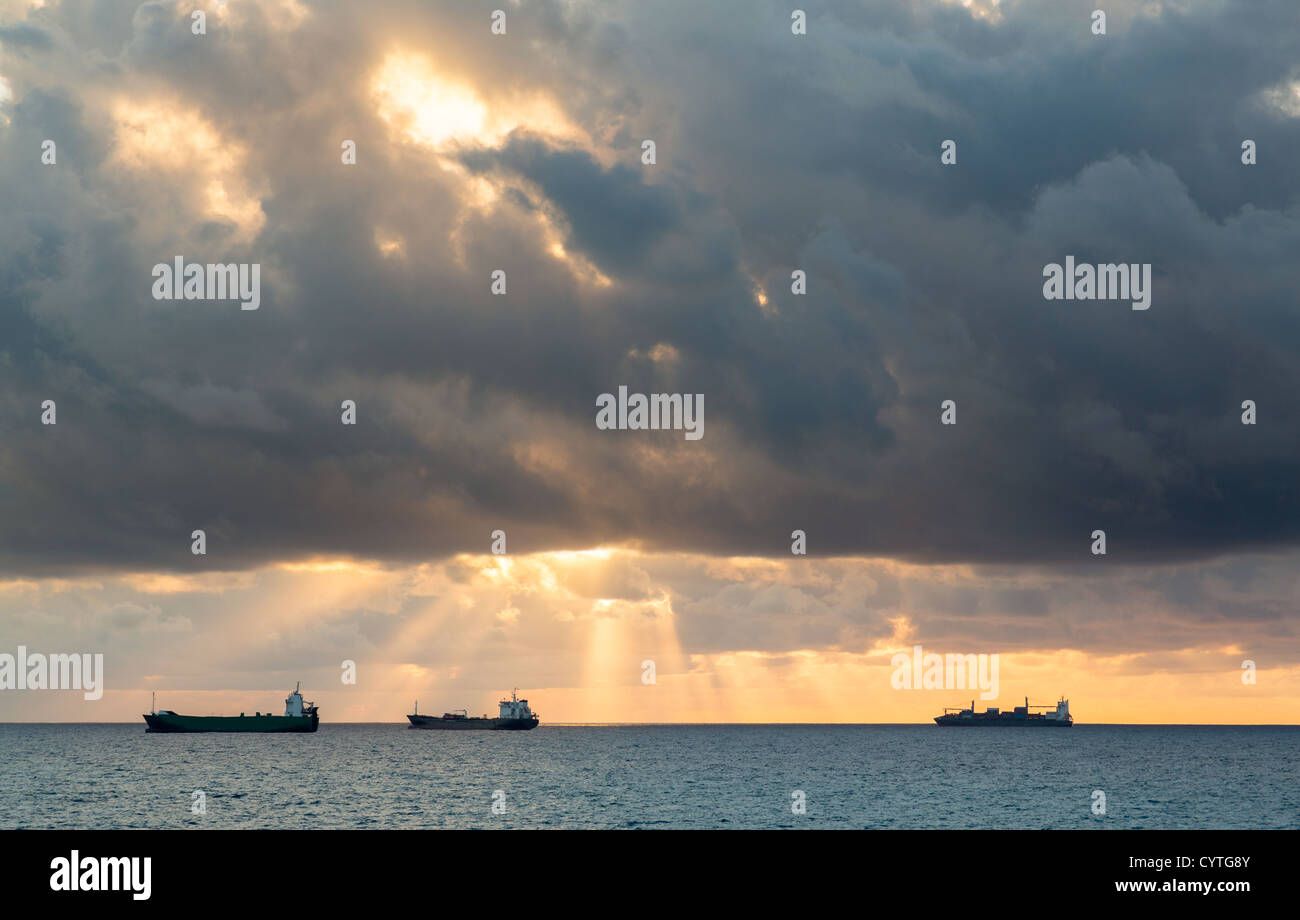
(498, 688), (534, 720)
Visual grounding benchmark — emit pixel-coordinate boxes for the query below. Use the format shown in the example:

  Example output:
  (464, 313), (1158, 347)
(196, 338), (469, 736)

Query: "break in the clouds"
(2, 548), (1297, 723)
(0, 0), (1298, 717)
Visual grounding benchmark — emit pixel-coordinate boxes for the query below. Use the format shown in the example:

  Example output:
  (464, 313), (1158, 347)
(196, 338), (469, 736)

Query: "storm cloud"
(1, 0), (1298, 575)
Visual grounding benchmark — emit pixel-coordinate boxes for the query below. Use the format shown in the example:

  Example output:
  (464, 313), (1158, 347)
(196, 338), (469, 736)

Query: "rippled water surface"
(2, 724), (1296, 829)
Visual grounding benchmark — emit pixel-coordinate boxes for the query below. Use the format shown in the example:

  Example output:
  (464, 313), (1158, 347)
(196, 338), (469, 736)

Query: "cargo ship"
(143, 683), (319, 733)
(407, 688), (539, 730)
(934, 696), (1072, 727)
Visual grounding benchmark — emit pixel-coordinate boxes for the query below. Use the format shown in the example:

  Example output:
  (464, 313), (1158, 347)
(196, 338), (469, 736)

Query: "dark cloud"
(1, 0), (1298, 577)
(462, 134), (682, 274)
(0, 24), (53, 51)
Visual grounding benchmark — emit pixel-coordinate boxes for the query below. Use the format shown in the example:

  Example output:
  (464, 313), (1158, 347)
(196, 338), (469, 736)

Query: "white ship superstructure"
(498, 689), (534, 721)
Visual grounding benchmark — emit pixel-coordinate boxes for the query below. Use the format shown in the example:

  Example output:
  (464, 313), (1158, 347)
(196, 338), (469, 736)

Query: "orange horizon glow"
(3, 548), (1297, 726)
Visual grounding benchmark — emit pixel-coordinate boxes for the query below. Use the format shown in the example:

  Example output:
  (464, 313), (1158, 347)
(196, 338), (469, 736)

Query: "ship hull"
(934, 716), (1071, 727)
(407, 715), (538, 730)
(143, 712), (319, 733)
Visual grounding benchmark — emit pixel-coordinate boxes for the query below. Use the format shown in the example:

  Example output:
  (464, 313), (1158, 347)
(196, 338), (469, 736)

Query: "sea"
(1, 723), (1296, 829)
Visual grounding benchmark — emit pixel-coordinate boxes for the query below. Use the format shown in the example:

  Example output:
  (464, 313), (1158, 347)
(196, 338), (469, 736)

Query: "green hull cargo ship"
(143, 683), (319, 733)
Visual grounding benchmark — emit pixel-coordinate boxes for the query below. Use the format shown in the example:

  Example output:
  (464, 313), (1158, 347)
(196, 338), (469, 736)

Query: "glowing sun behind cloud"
(369, 51), (609, 285)
(371, 52), (584, 152)
(372, 54), (493, 148)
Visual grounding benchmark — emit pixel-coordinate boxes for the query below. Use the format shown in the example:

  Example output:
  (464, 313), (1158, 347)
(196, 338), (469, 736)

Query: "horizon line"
(3, 720), (1297, 728)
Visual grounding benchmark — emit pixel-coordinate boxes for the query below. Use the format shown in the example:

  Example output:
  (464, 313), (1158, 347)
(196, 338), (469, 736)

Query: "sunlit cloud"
(625, 342), (682, 364)
(373, 54), (494, 149)
(373, 227), (406, 259)
(273, 558), (390, 576)
(109, 98), (265, 240)
(1258, 79), (1300, 118)
(371, 51), (584, 153)
(546, 237), (613, 286)
(369, 51), (611, 286)
(940, 0), (1003, 23)
(119, 572), (257, 595)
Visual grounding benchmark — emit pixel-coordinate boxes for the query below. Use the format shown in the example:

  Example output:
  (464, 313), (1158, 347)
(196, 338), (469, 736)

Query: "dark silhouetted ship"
(143, 683), (319, 733)
(407, 688), (539, 730)
(935, 696), (1072, 727)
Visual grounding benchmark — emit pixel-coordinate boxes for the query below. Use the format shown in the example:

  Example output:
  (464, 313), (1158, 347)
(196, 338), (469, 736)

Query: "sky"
(0, 0), (1298, 723)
